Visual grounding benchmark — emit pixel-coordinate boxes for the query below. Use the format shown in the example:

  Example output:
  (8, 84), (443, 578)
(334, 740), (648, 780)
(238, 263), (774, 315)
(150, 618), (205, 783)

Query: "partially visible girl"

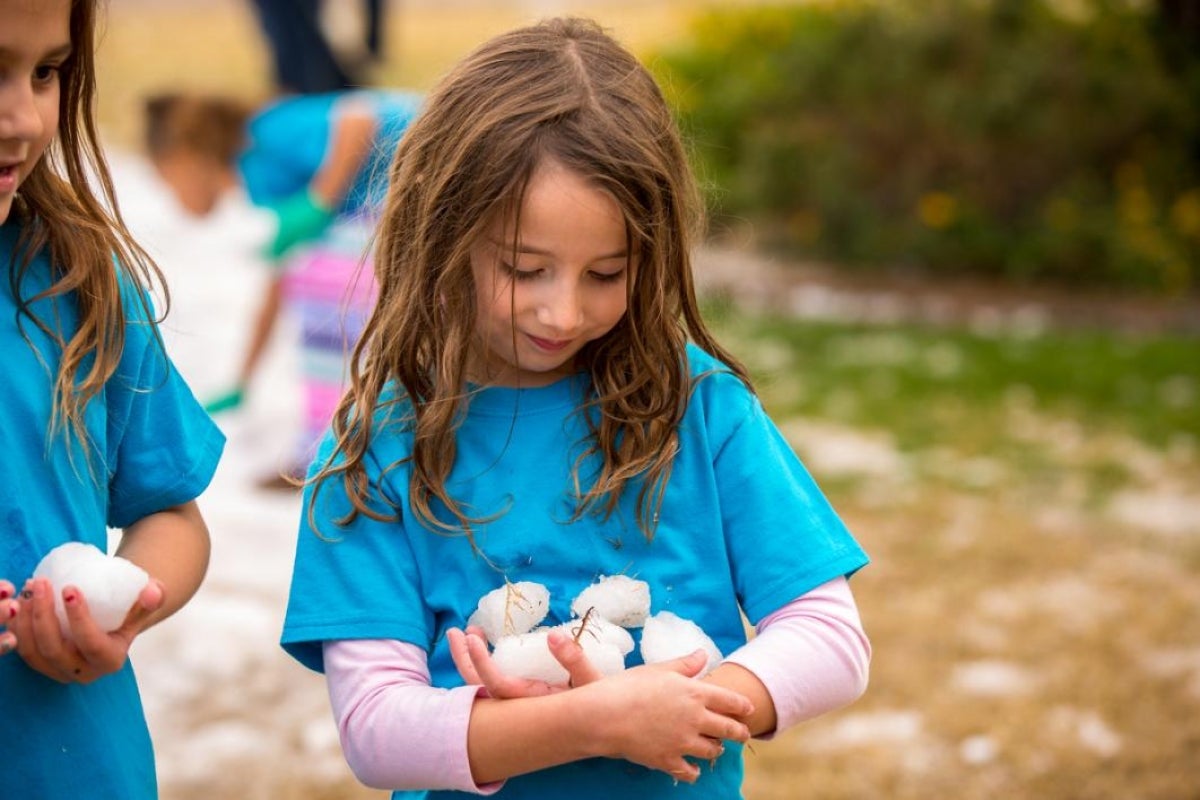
(0, 0), (224, 796)
(281, 17), (870, 799)
(144, 88), (421, 485)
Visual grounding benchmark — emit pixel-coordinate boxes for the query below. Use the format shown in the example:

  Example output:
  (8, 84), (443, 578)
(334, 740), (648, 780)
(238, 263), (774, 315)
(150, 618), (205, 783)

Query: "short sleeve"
(281, 440), (435, 673)
(709, 381), (868, 625)
(105, 291), (225, 529)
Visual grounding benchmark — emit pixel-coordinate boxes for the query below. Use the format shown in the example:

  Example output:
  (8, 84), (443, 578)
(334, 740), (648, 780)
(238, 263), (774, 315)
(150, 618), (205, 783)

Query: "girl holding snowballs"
(282, 17), (870, 798)
(0, 0), (223, 796)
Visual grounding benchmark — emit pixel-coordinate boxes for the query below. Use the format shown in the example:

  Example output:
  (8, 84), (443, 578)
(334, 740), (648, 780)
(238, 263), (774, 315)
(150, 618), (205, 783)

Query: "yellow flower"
(917, 191), (958, 229)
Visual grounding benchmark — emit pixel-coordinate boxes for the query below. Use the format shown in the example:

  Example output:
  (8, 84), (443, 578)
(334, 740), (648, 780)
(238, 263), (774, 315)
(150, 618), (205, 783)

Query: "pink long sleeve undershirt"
(323, 576), (870, 794)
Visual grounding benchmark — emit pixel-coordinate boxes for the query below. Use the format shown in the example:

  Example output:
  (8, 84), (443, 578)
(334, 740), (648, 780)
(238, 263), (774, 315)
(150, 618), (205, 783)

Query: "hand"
(265, 188), (334, 260)
(10, 576), (165, 683)
(203, 385), (245, 414)
(448, 625), (603, 698)
(579, 650), (754, 784)
(0, 580), (16, 656)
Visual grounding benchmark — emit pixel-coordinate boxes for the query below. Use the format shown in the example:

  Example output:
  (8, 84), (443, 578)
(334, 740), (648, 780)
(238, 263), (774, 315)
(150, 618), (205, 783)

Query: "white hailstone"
(491, 617), (630, 685)
(32, 542), (149, 638)
(467, 581), (551, 644)
(491, 630), (568, 684)
(570, 574), (651, 628)
(640, 611), (723, 677)
(555, 615), (634, 657)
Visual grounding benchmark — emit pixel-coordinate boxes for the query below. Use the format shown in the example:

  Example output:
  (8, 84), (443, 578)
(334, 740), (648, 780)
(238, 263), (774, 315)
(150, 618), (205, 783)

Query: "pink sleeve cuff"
(323, 638), (503, 794)
(723, 577), (871, 737)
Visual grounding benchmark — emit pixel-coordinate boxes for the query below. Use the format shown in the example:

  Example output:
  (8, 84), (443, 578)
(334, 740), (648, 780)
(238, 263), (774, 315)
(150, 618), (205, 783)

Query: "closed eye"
(590, 269), (626, 284)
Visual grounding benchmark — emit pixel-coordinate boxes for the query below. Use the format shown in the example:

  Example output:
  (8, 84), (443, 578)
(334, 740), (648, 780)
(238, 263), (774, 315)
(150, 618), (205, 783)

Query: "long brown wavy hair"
(314, 16), (749, 544)
(10, 0), (168, 462)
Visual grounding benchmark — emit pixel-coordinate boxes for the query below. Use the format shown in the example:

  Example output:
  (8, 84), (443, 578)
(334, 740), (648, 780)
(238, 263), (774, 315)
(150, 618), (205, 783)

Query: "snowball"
(570, 574), (651, 628)
(491, 630), (568, 684)
(467, 581), (550, 644)
(640, 611), (723, 677)
(32, 542), (149, 638)
(555, 615), (634, 657)
(491, 617), (629, 685)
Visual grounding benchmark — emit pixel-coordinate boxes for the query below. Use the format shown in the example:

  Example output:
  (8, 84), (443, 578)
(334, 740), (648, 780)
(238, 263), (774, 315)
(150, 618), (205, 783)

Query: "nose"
(534, 277), (584, 334)
(0, 80), (45, 142)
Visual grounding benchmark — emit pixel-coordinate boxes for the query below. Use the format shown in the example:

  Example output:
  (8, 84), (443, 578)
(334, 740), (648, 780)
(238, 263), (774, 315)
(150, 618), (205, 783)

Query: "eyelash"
(33, 64), (62, 86)
(499, 262), (625, 284)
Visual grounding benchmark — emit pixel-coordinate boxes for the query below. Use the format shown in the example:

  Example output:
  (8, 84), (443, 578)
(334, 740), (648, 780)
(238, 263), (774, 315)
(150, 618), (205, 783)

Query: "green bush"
(654, 0), (1200, 293)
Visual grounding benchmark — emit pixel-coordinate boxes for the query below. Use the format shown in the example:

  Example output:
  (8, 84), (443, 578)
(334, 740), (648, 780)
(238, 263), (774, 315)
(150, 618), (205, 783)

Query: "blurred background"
(97, 1), (1199, 798)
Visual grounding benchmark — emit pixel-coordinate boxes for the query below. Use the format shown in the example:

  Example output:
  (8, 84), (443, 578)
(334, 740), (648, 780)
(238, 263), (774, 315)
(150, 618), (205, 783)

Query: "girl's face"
(469, 158), (630, 388)
(151, 149), (231, 217)
(0, 0), (70, 226)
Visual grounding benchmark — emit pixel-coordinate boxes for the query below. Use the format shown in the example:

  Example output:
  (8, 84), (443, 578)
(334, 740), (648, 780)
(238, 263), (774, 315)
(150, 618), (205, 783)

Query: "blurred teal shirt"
(238, 89), (422, 217)
(282, 344), (868, 799)
(0, 219), (225, 799)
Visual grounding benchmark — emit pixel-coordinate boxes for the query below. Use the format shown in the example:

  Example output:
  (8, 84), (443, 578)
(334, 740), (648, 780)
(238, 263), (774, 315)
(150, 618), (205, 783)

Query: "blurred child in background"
(144, 88), (421, 486)
(1, 0), (224, 795)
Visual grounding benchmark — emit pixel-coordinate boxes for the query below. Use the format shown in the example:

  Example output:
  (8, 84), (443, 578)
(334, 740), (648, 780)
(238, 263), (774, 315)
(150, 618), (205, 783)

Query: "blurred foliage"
(655, 0), (1200, 294)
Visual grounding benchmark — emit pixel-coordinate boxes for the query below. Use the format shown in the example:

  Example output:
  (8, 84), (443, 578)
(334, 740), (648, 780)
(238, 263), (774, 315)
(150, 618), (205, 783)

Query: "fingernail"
(7, 605), (15, 619)
(0, 586), (10, 600)
(0, 640), (11, 655)
(63, 590), (78, 605)
(20, 589), (32, 600)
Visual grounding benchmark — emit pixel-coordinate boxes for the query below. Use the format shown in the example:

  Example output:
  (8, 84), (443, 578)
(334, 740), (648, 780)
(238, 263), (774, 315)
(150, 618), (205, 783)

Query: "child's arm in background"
(310, 102), (378, 208)
(325, 637), (753, 792)
(708, 577), (871, 737)
(10, 501), (211, 682)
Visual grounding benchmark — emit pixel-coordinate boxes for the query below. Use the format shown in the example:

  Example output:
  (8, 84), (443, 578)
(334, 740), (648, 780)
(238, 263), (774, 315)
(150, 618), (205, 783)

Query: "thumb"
(654, 648), (709, 678)
(547, 631), (604, 688)
(116, 578), (165, 636)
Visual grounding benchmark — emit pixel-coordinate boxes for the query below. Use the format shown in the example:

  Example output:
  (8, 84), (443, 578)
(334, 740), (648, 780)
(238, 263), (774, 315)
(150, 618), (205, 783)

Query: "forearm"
(310, 108), (377, 207)
(326, 638), (603, 792)
(720, 577), (871, 738)
(237, 274), (285, 386)
(114, 500), (210, 630)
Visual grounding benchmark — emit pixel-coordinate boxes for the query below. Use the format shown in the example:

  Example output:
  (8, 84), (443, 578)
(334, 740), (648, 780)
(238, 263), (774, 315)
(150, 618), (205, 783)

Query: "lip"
(0, 162), (19, 194)
(527, 334), (573, 353)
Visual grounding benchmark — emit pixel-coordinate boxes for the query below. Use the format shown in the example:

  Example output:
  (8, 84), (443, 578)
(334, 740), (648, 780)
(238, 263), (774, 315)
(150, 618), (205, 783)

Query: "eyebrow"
(489, 239), (628, 261)
(0, 43), (73, 61)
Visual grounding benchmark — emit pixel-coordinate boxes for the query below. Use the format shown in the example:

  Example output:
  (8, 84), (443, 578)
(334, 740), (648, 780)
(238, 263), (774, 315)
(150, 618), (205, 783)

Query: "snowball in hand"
(640, 611), (723, 677)
(492, 622), (628, 684)
(467, 581), (551, 644)
(32, 542), (149, 637)
(570, 574), (651, 627)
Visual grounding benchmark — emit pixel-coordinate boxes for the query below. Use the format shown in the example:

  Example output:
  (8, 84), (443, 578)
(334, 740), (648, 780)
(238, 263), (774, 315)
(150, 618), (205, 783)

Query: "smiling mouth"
(527, 334), (571, 352)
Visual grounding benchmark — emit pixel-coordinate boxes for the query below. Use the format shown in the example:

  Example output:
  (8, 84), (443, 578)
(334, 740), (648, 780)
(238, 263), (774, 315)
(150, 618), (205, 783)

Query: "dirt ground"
(135, 237), (1200, 800)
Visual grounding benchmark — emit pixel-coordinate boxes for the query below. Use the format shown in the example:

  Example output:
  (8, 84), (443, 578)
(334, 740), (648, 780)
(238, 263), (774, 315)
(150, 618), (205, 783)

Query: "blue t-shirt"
(238, 89), (422, 217)
(281, 345), (868, 800)
(0, 220), (225, 798)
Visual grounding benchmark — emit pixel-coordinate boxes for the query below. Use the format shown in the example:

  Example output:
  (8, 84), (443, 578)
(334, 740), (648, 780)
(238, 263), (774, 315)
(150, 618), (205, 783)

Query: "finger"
(113, 579), (165, 638)
(447, 627), (482, 685)
(27, 579), (70, 662)
(546, 630), (602, 688)
(0, 580), (14, 602)
(63, 587), (125, 677)
(666, 760), (700, 784)
(465, 632), (556, 698)
(0, 630), (16, 655)
(650, 648), (708, 679)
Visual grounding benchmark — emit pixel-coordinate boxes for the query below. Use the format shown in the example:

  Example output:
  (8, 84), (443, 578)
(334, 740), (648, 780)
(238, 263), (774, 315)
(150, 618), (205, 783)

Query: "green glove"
(265, 189), (334, 260)
(203, 386), (245, 415)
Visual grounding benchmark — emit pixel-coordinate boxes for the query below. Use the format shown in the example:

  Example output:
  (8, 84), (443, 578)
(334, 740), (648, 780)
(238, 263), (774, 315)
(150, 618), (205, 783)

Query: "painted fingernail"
(63, 590), (78, 605)
(0, 586), (10, 600)
(7, 605), (15, 619)
(20, 589), (32, 600)
(0, 638), (12, 655)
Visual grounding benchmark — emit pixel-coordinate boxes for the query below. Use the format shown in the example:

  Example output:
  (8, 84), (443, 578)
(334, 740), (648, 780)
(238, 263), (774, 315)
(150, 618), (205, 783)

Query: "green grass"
(709, 303), (1200, 452)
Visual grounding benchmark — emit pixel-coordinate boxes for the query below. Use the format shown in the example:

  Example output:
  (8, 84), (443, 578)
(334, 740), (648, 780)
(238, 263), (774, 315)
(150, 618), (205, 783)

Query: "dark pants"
(249, 0), (387, 94)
